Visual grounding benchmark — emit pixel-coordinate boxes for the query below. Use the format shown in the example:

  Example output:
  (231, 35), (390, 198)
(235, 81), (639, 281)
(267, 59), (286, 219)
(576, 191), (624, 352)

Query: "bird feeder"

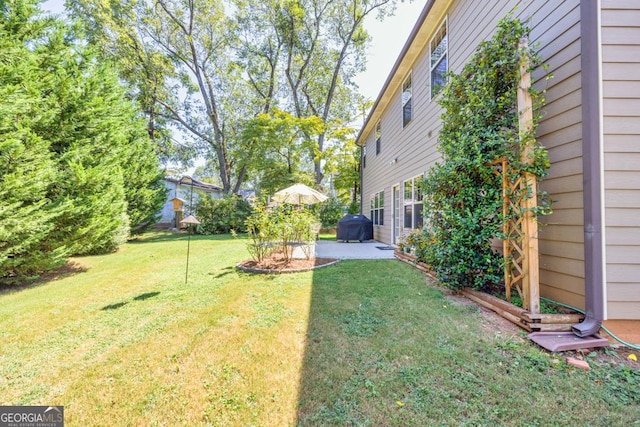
(171, 197), (186, 228)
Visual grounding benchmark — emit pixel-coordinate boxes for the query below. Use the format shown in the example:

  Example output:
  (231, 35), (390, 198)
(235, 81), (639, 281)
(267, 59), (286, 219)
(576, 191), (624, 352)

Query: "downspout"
(573, 0), (606, 337)
(359, 146), (364, 215)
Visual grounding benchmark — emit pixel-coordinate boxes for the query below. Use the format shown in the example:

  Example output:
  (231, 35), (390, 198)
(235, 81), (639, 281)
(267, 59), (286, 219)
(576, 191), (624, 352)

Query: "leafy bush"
(245, 204), (319, 262)
(245, 205), (278, 262)
(318, 196), (346, 227)
(196, 195), (253, 234)
(274, 206), (317, 260)
(420, 17), (550, 290)
(347, 200), (360, 215)
(398, 229), (431, 261)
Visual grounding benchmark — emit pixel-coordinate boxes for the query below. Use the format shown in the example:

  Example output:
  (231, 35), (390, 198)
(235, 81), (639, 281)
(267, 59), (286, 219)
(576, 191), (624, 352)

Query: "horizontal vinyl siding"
(361, 7), (446, 244)
(361, 0), (586, 309)
(362, 0), (551, 244)
(601, 0), (640, 319)
(453, 0), (586, 305)
(527, 1), (585, 307)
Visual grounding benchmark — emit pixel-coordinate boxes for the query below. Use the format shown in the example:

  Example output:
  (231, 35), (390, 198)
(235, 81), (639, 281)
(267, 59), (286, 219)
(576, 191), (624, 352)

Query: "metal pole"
(188, 180), (194, 216)
(185, 228), (191, 285)
(185, 183), (194, 285)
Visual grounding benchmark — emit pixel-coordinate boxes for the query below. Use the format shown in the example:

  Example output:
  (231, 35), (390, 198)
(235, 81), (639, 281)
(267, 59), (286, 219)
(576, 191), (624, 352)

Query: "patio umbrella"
(272, 183), (329, 205)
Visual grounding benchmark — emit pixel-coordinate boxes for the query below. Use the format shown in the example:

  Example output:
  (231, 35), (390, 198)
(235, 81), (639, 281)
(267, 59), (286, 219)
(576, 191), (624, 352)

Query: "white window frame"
(375, 121), (381, 155)
(429, 18), (448, 99)
(402, 72), (412, 127)
(370, 191), (384, 226)
(403, 175), (424, 230)
(362, 144), (367, 169)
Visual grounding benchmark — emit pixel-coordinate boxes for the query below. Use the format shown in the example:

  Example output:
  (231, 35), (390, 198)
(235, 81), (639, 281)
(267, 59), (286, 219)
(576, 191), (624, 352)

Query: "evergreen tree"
(0, 0), (165, 284)
(0, 0), (68, 283)
(122, 123), (168, 234)
(42, 55), (162, 254)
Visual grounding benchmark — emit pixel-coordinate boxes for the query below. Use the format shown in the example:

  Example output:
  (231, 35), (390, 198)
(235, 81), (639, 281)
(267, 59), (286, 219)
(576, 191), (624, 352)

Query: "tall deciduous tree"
(66, 0), (185, 166)
(323, 122), (360, 203)
(70, 0), (397, 193)
(277, 0), (395, 184)
(71, 0), (268, 193)
(242, 109), (323, 194)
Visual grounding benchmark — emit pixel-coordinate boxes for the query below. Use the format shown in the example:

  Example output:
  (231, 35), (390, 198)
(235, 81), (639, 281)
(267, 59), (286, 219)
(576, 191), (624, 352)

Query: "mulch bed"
(237, 253), (338, 274)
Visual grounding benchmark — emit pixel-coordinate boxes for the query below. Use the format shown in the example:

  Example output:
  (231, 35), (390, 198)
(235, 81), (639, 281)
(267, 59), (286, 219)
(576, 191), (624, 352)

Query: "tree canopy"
(68, 0), (397, 199)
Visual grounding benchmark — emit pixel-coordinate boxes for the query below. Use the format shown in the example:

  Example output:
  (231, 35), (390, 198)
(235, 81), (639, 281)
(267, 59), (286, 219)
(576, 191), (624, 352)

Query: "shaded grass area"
(0, 231), (637, 426)
(298, 261), (640, 425)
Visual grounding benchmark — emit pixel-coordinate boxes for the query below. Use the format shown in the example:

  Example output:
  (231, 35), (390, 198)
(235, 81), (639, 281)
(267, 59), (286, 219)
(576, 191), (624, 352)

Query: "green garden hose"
(540, 296), (640, 350)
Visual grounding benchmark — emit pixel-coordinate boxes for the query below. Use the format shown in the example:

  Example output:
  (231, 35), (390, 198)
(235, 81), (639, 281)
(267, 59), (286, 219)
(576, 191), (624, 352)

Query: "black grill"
(336, 215), (373, 242)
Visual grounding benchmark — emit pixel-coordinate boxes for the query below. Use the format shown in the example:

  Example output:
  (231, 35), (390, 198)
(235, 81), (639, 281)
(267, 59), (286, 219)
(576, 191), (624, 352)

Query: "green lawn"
(1, 231), (637, 426)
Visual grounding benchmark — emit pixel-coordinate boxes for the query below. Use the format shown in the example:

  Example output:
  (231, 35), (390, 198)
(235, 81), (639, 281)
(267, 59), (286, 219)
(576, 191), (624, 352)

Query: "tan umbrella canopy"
(272, 183), (329, 205)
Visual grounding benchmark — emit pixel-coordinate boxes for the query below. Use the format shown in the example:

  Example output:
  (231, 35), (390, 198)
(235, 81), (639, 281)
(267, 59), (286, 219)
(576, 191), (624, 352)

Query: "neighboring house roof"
(165, 176), (223, 193)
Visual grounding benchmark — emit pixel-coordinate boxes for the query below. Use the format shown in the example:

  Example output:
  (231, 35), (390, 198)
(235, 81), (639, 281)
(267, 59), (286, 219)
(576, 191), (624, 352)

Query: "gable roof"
(357, 0), (454, 145)
(165, 176), (223, 193)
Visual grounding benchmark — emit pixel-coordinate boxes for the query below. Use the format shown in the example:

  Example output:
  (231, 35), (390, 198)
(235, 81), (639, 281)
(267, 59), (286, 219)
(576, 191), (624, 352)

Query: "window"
(430, 19), (447, 98)
(403, 175), (424, 229)
(402, 73), (412, 127)
(362, 145), (366, 169)
(375, 121), (381, 155)
(370, 191), (384, 226)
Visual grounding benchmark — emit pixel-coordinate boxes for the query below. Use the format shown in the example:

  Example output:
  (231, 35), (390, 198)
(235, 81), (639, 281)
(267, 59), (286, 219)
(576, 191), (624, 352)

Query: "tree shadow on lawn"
(101, 301), (129, 310)
(0, 261), (87, 296)
(295, 260), (640, 426)
(101, 291), (161, 310)
(296, 259), (415, 425)
(133, 291), (161, 301)
(211, 266), (235, 279)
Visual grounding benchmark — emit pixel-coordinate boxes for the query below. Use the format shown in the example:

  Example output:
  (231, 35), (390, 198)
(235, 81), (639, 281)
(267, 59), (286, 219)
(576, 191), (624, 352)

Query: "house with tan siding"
(357, 0), (640, 341)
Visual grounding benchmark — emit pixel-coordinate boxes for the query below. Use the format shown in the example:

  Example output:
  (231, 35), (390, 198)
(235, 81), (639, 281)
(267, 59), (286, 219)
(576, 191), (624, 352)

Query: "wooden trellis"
(493, 158), (539, 314)
(494, 39), (540, 314)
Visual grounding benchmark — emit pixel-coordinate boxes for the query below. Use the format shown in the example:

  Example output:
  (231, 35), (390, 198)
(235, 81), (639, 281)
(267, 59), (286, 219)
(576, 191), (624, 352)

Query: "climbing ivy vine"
(418, 17), (551, 290)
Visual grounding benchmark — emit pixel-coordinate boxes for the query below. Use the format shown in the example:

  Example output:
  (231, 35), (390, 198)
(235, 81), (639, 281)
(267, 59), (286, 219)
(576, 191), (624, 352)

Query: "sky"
(40, 0), (425, 176)
(355, 0), (427, 101)
(42, 0), (426, 102)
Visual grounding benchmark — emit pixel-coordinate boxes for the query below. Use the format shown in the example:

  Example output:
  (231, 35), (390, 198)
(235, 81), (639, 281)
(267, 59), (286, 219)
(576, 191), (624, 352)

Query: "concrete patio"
(314, 240), (396, 259)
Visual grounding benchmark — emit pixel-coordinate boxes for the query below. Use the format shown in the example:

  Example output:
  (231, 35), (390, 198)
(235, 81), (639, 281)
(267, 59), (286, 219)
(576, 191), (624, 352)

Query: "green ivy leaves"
(419, 17), (550, 290)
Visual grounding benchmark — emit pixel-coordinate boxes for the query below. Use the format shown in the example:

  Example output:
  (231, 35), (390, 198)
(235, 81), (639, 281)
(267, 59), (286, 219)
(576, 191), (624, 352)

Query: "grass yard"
(0, 231), (638, 426)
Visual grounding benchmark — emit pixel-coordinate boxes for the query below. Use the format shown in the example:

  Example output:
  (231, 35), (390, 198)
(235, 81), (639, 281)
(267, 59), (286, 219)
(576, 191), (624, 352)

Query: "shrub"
(399, 229), (431, 261)
(245, 204), (319, 262)
(318, 196), (346, 227)
(420, 17), (550, 290)
(245, 204), (278, 263)
(196, 195), (253, 234)
(347, 200), (360, 215)
(275, 206), (317, 260)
